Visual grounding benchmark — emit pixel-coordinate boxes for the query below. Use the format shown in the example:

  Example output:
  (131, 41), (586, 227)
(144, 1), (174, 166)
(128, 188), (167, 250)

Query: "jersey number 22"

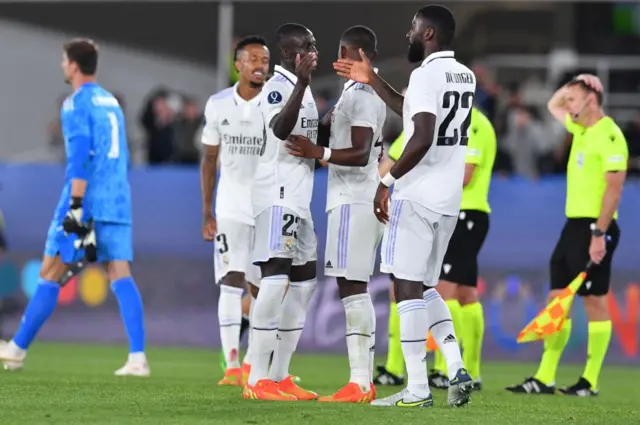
(437, 91), (474, 146)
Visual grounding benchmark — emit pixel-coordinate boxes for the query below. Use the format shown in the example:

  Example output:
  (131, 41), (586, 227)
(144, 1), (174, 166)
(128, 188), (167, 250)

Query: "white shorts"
(214, 219), (261, 286)
(380, 200), (457, 286)
(253, 206), (317, 266)
(325, 204), (384, 282)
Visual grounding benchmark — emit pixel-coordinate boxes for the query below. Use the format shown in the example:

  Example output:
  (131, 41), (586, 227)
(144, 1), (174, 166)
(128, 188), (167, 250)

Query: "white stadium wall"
(0, 19), (217, 161)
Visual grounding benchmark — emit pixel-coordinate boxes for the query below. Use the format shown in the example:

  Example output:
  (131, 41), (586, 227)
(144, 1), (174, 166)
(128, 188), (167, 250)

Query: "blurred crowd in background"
(43, 36), (640, 180)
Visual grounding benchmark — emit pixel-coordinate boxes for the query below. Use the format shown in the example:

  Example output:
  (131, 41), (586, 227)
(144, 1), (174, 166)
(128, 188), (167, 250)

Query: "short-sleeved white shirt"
(326, 79), (386, 212)
(393, 51), (477, 216)
(202, 84), (264, 225)
(253, 65), (319, 219)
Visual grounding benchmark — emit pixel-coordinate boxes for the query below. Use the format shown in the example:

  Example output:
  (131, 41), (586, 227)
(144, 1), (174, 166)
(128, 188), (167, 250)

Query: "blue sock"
(13, 279), (60, 350)
(111, 276), (145, 353)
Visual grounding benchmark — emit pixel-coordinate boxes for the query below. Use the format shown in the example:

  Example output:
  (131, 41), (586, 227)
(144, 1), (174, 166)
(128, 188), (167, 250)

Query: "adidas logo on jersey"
(443, 334), (456, 344)
(221, 119), (230, 125)
(325, 261), (333, 268)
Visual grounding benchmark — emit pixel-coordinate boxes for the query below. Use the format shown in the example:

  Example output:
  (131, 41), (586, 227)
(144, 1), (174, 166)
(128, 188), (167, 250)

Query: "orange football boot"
(241, 362), (251, 385)
(277, 375), (318, 400)
(243, 379), (297, 401)
(318, 382), (374, 403)
(218, 367), (242, 386)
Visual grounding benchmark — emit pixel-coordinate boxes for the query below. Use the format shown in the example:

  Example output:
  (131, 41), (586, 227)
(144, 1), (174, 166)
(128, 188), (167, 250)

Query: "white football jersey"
(253, 65), (319, 219)
(326, 80), (386, 212)
(393, 51), (476, 216)
(202, 84), (264, 225)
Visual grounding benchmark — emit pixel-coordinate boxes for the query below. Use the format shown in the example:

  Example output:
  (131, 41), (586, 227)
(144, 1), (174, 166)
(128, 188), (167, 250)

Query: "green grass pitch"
(0, 343), (638, 424)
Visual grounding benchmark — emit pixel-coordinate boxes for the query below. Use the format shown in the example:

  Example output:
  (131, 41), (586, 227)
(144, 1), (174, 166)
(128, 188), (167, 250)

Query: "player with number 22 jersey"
(334, 5), (474, 408)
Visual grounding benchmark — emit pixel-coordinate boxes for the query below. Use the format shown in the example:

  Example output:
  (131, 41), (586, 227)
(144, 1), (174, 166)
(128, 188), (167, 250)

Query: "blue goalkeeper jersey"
(59, 82), (132, 224)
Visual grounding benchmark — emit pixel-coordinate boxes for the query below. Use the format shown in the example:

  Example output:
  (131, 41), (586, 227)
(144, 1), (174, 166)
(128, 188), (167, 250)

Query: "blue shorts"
(44, 220), (133, 263)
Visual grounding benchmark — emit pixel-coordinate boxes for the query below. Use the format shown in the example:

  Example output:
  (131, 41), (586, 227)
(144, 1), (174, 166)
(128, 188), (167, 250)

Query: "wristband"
(322, 147), (332, 162)
(70, 197), (83, 209)
(380, 173), (396, 187)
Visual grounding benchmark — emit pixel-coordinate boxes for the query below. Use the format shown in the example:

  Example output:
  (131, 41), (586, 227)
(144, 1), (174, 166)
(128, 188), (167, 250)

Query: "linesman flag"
(517, 262), (592, 343)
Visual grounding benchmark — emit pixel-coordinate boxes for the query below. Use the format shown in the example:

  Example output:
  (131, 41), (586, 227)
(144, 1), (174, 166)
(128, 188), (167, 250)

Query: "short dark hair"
(234, 35), (268, 61)
(567, 79), (603, 106)
(341, 25), (377, 57)
(275, 23), (309, 49)
(416, 5), (456, 48)
(63, 38), (99, 75)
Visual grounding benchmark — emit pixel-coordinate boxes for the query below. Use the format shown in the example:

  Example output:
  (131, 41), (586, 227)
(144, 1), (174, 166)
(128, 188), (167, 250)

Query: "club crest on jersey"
(284, 238), (294, 251)
(267, 91), (283, 105)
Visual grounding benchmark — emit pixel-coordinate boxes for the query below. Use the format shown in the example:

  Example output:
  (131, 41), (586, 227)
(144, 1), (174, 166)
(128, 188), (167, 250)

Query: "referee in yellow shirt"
(507, 74), (628, 397)
(373, 108), (496, 388)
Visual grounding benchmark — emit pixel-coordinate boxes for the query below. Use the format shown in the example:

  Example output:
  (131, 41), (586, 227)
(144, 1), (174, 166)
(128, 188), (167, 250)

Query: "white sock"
(8, 341), (26, 357)
(243, 294), (256, 366)
(369, 295), (376, 385)
(398, 299), (430, 396)
(218, 285), (244, 368)
(424, 288), (464, 380)
(247, 275), (288, 386)
(269, 278), (316, 382)
(342, 293), (373, 390)
(128, 352), (147, 364)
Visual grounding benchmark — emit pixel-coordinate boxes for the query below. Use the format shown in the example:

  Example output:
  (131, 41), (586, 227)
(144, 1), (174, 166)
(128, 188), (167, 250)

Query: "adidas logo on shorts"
(325, 261), (333, 268)
(443, 334), (456, 344)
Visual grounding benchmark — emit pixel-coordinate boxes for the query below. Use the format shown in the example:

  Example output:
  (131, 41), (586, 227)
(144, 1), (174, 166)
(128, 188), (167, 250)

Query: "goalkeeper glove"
(62, 196), (85, 235)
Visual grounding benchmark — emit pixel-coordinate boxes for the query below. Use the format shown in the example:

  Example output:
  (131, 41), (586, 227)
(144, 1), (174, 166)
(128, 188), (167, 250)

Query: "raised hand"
(333, 49), (374, 84)
(576, 74), (604, 93)
(295, 53), (318, 86)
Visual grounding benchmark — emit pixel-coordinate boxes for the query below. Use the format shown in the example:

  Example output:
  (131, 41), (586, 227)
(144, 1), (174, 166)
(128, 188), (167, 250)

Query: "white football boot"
(114, 352), (150, 377)
(0, 340), (26, 371)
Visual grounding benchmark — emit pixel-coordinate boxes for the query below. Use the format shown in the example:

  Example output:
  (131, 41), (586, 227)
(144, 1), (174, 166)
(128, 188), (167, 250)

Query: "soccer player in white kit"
(242, 23), (320, 402)
(200, 36), (269, 387)
(334, 5), (475, 407)
(287, 26), (385, 403)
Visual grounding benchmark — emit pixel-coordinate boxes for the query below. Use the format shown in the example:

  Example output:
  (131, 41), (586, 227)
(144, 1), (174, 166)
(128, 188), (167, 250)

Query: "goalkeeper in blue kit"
(0, 39), (149, 376)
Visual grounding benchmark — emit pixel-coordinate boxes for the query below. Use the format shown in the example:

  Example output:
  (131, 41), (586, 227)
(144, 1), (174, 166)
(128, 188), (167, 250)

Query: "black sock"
(240, 317), (250, 339)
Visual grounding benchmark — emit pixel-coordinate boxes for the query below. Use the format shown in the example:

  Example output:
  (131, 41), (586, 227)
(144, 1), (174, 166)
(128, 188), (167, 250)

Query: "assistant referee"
(507, 74), (628, 397)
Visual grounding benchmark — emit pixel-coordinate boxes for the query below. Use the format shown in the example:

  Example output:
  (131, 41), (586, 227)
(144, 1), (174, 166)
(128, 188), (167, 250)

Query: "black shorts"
(439, 210), (489, 287)
(550, 218), (620, 297)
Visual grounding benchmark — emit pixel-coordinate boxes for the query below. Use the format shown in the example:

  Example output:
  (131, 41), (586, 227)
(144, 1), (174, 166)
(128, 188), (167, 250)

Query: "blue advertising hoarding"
(0, 164), (638, 362)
